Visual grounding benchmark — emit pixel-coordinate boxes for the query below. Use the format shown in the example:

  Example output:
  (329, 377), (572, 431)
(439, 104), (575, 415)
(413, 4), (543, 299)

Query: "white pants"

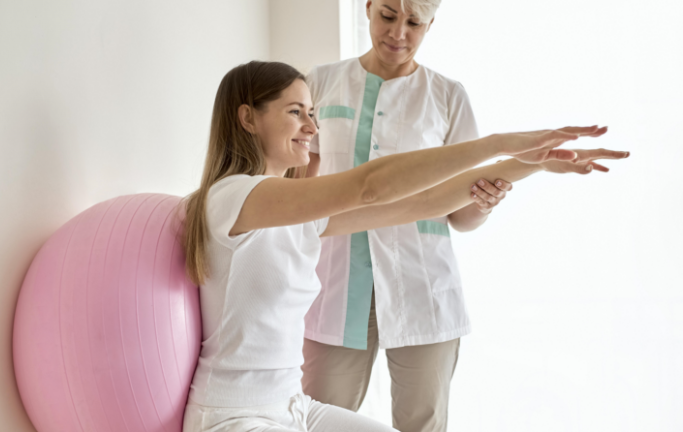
(183, 393), (398, 432)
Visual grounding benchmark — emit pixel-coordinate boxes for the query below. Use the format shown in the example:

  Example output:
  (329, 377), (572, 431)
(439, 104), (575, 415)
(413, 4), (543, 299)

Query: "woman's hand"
(494, 126), (608, 163)
(470, 178), (512, 214)
(541, 148), (630, 174)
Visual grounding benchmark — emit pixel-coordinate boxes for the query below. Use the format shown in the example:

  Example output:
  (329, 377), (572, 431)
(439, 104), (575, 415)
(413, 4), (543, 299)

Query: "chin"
(379, 48), (410, 65)
(289, 155), (310, 170)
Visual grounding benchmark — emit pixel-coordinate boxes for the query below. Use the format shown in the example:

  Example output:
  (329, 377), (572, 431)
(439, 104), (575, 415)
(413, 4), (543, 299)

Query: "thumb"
(574, 163), (594, 175)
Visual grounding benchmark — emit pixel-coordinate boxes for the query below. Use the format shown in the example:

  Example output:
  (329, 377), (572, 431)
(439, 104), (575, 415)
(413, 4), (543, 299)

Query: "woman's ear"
(427, 17), (435, 32)
(366, 1), (372, 19)
(238, 104), (256, 134)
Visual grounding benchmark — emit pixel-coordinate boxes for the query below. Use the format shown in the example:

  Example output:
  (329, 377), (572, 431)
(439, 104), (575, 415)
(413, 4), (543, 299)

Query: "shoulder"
(419, 65), (471, 104)
(307, 58), (359, 89)
(209, 174), (272, 203)
(210, 174), (252, 192)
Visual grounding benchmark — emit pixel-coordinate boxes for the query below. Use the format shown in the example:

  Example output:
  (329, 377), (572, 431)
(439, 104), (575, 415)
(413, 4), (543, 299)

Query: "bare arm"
(447, 202), (492, 232)
(322, 159), (539, 236)
(231, 128), (584, 236)
(322, 147), (629, 237)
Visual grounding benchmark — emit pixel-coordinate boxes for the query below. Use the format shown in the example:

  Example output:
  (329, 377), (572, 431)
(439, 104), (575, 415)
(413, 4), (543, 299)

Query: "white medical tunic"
(304, 58), (479, 350)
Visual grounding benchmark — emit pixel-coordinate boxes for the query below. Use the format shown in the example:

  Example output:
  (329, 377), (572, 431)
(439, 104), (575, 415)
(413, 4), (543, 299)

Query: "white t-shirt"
(187, 174), (330, 408)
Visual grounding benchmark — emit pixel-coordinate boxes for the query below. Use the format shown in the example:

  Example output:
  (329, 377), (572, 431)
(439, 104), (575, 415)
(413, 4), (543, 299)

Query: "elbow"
(361, 188), (379, 204)
(358, 170), (389, 206)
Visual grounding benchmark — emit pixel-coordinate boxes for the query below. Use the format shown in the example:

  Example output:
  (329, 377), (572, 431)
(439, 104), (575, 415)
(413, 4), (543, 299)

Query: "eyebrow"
(382, 4), (415, 17)
(288, 102), (314, 111)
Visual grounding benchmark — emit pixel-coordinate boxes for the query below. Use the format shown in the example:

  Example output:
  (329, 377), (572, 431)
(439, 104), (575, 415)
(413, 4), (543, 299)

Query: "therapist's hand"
(470, 178), (512, 214)
(541, 148), (630, 174)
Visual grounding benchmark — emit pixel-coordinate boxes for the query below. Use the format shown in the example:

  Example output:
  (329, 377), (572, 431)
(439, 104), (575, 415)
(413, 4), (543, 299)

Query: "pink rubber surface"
(13, 194), (202, 432)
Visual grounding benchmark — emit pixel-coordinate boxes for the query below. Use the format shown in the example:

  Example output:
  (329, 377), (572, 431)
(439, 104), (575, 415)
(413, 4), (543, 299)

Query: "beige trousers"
(302, 295), (460, 432)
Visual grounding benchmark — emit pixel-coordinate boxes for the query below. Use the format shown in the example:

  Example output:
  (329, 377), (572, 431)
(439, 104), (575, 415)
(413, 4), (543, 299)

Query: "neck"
(359, 49), (418, 80)
(264, 163), (287, 178)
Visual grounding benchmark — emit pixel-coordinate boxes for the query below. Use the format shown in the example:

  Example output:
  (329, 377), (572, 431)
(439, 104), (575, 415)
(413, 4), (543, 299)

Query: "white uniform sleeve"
(306, 67), (321, 154)
(444, 82), (479, 146)
(314, 217), (330, 236)
(206, 175), (271, 248)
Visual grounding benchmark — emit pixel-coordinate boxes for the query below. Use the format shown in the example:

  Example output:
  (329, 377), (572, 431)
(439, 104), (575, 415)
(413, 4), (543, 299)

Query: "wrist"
(478, 134), (503, 159)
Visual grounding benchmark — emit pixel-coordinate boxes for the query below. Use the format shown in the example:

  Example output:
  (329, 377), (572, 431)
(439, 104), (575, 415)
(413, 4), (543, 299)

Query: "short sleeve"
(313, 217), (329, 236)
(306, 67), (321, 154)
(206, 175), (272, 248)
(444, 82), (479, 146)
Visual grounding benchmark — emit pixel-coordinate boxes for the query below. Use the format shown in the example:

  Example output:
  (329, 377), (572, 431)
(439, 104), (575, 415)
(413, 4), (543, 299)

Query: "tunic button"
(373, 144), (379, 150)
(377, 111), (384, 116)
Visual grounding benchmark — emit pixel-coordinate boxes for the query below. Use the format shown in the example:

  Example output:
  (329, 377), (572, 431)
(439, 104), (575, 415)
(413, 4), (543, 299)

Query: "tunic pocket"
(317, 105), (356, 154)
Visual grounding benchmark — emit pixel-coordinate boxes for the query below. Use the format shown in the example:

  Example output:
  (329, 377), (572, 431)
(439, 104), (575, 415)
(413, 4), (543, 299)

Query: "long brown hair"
(184, 61), (305, 285)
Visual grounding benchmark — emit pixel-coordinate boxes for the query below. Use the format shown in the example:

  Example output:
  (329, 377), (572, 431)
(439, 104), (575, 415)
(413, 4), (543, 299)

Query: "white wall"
(355, 0), (683, 431)
(269, 0), (341, 73)
(0, 1), (270, 430)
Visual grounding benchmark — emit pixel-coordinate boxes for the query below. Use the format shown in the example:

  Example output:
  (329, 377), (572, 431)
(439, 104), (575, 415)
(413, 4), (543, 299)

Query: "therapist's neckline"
(357, 54), (421, 81)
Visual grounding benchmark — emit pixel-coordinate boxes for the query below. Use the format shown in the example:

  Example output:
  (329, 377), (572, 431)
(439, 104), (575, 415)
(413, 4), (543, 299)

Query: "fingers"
(558, 125), (608, 137)
(566, 163), (594, 175)
(590, 162), (609, 172)
(573, 148), (630, 162)
(471, 182), (500, 206)
(470, 178), (513, 213)
(474, 179), (507, 202)
(494, 179), (513, 192)
(546, 130), (580, 145)
(470, 192), (493, 213)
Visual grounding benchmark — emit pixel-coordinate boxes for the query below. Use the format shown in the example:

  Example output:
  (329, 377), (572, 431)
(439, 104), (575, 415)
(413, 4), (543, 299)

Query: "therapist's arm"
(446, 172), (512, 232)
(447, 202), (493, 232)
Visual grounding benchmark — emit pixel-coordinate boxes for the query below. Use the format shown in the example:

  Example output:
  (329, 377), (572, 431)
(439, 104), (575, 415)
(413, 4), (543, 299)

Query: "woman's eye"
(290, 110), (300, 115)
(408, 21), (420, 27)
(381, 14), (395, 21)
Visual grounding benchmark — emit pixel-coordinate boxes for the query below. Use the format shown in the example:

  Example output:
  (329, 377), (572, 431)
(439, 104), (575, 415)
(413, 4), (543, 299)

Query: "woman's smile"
(292, 138), (311, 149)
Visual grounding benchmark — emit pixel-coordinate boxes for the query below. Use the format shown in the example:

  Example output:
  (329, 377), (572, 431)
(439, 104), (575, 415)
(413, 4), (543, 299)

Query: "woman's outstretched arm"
(321, 148), (629, 237)
(230, 127), (590, 235)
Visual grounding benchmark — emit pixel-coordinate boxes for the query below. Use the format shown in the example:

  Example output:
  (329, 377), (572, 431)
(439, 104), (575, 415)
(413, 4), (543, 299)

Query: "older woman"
(301, 1), (627, 431)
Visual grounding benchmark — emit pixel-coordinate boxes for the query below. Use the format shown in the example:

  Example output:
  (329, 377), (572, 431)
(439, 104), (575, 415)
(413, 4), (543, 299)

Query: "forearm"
(358, 136), (499, 206)
(324, 159), (544, 236)
(447, 203), (489, 232)
(416, 159), (543, 220)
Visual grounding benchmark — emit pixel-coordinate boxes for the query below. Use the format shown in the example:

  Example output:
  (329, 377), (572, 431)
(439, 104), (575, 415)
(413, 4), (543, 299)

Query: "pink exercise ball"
(13, 194), (202, 432)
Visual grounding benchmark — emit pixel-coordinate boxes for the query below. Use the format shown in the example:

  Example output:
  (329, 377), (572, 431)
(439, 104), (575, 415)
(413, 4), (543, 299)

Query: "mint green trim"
(319, 105), (356, 120)
(343, 72), (384, 350)
(417, 220), (451, 237)
(353, 73), (384, 167)
(344, 231), (375, 350)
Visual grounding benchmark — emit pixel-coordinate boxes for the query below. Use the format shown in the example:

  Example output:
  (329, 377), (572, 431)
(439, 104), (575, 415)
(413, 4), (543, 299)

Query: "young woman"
(181, 60), (625, 431)
(301, 1), (627, 430)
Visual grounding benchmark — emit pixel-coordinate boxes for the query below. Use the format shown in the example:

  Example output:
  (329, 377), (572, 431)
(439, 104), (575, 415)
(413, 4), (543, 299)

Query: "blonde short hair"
(401, 0), (441, 23)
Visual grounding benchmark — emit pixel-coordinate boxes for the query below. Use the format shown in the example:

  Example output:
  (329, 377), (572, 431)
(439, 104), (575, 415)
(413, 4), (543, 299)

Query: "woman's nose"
(389, 23), (406, 40)
(304, 117), (318, 134)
